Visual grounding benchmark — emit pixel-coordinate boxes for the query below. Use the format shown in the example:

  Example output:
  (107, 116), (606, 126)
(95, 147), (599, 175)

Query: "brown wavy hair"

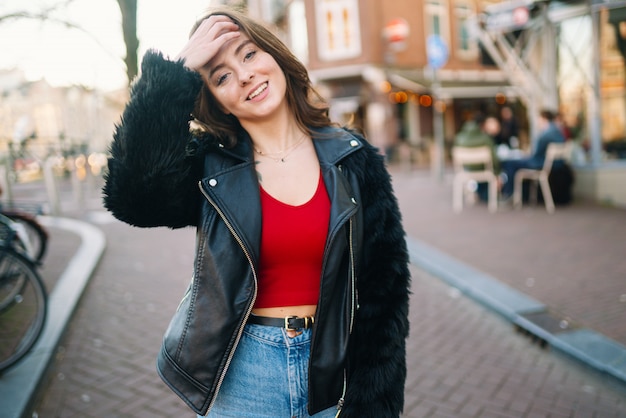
(189, 7), (331, 146)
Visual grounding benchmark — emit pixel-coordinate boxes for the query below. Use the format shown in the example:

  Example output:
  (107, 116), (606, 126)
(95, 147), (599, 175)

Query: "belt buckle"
(285, 316), (298, 331)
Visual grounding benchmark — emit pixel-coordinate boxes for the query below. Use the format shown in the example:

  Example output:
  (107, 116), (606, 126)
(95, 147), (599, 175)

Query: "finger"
(195, 15), (237, 37)
(208, 21), (240, 40)
(190, 21), (238, 47)
(214, 26), (241, 42)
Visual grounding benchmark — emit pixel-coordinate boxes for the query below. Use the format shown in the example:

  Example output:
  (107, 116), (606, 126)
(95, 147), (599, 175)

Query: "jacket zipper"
(198, 181), (258, 413)
(348, 217), (357, 333)
(334, 217), (357, 418)
(330, 165), (357, 417)
(335, 370), (347, 417)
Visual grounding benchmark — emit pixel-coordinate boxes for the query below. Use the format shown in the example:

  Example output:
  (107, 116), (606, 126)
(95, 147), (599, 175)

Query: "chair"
(513, 142), (571, 214)
(451, 146), (498, 213)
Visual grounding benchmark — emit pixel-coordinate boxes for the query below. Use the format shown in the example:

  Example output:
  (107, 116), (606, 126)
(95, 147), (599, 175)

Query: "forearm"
(103, 50), (204, 228)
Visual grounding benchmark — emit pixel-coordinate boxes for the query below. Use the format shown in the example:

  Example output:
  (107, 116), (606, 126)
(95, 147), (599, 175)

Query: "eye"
(215, 72), (230, 86)
(244, 50), (256, 61)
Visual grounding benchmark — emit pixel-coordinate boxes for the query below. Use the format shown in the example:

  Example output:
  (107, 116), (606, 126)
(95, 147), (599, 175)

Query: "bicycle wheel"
(1, 211), (49, 263)
(0, 267), (26, 313)
(0, 247), (47, 373)
(0, 220), (27, 312)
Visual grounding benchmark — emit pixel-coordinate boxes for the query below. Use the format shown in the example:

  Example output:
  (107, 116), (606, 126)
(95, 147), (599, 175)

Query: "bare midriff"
(252, 304), (317, 319)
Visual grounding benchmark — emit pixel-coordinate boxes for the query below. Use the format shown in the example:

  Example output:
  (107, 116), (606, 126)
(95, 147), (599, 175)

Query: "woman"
(103, 7), (410, 418)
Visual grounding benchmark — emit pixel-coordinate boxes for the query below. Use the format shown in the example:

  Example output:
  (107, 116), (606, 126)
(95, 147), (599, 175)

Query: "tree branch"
(0, 3), (123, 72)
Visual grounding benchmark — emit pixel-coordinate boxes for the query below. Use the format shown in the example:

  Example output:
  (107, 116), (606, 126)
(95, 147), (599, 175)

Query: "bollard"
(43, 157), (61, 216)
(0, 163), (13, 203)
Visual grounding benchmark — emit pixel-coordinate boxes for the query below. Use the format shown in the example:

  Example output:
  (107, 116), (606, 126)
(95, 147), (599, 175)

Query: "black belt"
(248, 315), (315, 331)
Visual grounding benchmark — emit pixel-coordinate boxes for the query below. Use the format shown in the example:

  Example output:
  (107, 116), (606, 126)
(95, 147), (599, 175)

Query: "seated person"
(495, 105), (520, 148)
(500, 109), (565, 198)
(454, 113), (501, 201)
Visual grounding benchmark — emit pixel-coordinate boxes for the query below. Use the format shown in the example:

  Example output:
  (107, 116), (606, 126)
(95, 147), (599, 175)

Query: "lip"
(246, 82), (269, 101)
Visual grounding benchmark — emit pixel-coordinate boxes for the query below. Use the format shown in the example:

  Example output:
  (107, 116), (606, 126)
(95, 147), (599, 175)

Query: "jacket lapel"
(199, 135), (262, 265)
(313, 127), (363, 235)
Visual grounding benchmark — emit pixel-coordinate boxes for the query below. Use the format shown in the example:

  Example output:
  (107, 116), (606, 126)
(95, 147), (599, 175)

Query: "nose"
(239, 70), (254, 85)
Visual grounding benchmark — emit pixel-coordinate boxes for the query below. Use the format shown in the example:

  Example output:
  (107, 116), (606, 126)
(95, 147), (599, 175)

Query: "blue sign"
(427, 34), (449, 70)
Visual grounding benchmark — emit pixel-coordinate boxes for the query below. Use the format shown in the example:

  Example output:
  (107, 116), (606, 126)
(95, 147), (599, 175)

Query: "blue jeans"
(198, 324), (339, 418)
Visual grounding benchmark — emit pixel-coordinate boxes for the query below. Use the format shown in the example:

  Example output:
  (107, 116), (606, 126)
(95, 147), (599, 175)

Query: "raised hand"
(175, 15), (240, 72)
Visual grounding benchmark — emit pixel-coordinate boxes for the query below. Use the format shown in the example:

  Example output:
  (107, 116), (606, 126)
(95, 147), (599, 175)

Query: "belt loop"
(305, 316), (314, 328)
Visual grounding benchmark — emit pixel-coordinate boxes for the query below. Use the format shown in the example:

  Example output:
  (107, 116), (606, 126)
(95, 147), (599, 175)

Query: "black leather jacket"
(103, 51), (410, 417)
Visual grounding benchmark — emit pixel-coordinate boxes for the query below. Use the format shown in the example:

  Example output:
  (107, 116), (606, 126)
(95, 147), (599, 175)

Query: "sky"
(0, 0), (213, 91)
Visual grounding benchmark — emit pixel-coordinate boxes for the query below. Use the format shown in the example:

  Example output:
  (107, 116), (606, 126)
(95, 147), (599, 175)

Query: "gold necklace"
(254, 135), (308, 163)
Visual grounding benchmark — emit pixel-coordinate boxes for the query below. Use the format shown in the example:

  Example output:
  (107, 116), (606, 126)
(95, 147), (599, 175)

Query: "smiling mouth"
(247, 82), (268, 100)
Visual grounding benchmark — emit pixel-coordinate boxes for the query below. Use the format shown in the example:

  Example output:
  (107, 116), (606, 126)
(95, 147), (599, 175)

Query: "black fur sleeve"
(343, 141), (411, 417)
(102, 50), (205, 228)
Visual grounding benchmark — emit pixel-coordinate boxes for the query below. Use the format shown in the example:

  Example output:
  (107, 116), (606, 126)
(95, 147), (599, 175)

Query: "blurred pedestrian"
(102, 6), (410, 418)
(496, 106), (519, 148)
(500, 109), (565, 198)
(483, 114), (501, 143)
(555, 112), (572, 141)
(454, 113), (502, 201)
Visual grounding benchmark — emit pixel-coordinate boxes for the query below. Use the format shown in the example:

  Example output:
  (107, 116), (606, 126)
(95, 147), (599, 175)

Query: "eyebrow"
(208, 39), (255, 79)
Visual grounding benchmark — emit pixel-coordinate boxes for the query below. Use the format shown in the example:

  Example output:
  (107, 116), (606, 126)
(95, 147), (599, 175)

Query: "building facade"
(302, 0), (512, 168)
(0, 68), (125, 187)
(275, 0), (626, 206)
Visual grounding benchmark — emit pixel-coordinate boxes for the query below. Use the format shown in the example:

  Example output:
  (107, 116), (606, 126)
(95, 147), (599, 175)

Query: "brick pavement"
(29, 220), (626, 417)
(4, 170), (626, 417)
(390, 167), (626, 347)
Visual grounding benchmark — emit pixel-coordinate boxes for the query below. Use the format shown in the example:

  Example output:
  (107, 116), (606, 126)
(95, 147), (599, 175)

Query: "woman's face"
(202, 31), (288, 124)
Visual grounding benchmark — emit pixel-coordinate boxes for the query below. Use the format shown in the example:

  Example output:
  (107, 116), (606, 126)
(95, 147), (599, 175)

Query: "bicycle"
(0, 202), (49, 264)
(0, 214), (47, 373)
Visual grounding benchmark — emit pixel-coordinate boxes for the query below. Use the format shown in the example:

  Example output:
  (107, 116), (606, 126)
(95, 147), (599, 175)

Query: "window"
(315, 0), (362, 61)
(455, 2), (478, 60)
(425, 0), (449, 40)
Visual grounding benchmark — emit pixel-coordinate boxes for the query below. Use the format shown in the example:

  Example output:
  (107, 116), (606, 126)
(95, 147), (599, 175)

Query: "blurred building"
(0, 68), (125, 183)
(302, 0), (513, 166)
(475, 0), (626, 206)
(239, 0), (626, 207)
(5, 0), (623, 205)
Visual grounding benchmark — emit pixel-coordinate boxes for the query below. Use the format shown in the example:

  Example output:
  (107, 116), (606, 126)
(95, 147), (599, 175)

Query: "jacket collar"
(311, 126), (364, 166)
(216, 126), (363, 166)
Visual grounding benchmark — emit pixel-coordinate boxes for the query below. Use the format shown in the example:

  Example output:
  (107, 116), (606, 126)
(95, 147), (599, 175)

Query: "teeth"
(248, 83), (267, 99)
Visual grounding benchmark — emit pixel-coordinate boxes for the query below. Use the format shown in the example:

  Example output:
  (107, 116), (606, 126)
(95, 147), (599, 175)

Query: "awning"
(387, 68), (517, 99)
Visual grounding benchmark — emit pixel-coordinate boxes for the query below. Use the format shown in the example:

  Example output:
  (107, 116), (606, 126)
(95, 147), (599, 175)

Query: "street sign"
(383, 18), (410, 51)
(483, 0), (534, 32)
(485, 6), (530, 31)
(426, 34), (449, 70)
(384, 18), (410, 43)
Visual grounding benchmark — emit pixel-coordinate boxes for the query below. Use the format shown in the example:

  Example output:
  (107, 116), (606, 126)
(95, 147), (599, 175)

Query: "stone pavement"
(1, 168), (626, 417)
(392, 167), (626, 380)
(393, 168), (626, 347)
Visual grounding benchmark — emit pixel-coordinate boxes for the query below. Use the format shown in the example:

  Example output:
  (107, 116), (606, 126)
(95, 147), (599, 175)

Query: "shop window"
(557, 16), (592, 153)
(605, 7), (626, 158)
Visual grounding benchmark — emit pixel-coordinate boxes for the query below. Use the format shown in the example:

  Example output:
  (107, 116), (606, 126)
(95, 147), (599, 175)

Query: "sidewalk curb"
(406, 236), (626, 385)
(0, 217), (106, 418)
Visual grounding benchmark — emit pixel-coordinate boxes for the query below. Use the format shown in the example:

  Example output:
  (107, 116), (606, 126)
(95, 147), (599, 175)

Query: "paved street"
(392, 168), (626, 347)
(3, 167), (626, 417)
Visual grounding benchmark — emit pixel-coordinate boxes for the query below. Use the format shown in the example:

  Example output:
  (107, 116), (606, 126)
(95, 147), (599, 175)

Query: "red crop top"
(254, 174), (330, 308)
